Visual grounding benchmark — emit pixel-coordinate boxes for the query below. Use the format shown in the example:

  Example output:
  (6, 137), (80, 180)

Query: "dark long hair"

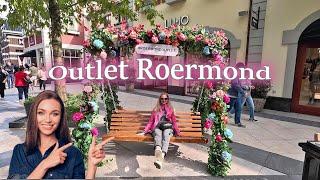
(25, 90), (71, 153)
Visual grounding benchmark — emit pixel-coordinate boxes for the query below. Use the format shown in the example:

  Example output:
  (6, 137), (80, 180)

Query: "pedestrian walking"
(29, 63), (38, 87)
(227, 63), (246, 128)
(4, 61), (14, 89)
(240, 78), (257, 121)
(0, 66), (7, 99)
(38, 65), (47, 90)
(14, 66), (30, 102)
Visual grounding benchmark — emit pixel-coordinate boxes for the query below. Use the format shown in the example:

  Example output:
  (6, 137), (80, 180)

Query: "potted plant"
(125, 67), (136, 92)
(24, 96), (36, 117)
(251, 79), (272, 112)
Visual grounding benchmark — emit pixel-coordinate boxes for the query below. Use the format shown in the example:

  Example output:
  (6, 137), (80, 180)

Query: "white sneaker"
(154, 160), (162, 169)
(155, 149), (162, 161)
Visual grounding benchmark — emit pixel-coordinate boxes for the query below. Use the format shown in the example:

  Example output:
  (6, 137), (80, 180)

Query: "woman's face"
(37, 99), (61, 136)
(160, 95), (169, 105)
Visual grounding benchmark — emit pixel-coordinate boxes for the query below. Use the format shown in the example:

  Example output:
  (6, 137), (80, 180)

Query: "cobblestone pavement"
(0, 84), (316, 178)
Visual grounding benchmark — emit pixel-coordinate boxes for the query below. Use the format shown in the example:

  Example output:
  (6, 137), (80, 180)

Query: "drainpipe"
(245, 0), (253, 65)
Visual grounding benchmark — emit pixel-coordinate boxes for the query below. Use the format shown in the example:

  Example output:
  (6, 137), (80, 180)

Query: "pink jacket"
(144, 105), (180, 135)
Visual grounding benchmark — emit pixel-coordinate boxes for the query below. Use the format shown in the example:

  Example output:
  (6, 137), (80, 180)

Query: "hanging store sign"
(135, 43), (179, 57)
(165, 15), (190, 28)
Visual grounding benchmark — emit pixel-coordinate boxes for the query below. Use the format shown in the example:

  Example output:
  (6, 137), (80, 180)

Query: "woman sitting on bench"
(143, 92), (180, 169)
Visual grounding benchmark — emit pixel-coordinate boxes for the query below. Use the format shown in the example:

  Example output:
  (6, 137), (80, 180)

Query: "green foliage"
(251, 79), (272, 99)
(65, 94), (84, 121)
(101, 82), (120, 130)
(23, 96), (36, 108)
(193, 82), (232, 176)
(71, 84), (101, 167)
(85, 29), (114, 55)
(4, 0), (162, 36)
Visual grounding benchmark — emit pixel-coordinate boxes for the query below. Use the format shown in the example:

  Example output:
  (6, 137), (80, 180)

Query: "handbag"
(159, 115), (173, 130)
(24, 78), (32, 84)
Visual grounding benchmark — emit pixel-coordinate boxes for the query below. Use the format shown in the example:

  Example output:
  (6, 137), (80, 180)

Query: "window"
(63, 49), (82, 68)
(67, 18), (80, 35)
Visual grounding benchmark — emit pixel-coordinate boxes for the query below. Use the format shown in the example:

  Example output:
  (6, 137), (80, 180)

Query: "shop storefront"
(291, 19), (320, 115)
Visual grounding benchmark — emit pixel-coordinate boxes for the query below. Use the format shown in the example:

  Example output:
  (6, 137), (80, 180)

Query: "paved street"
(0, 84), (317, 178)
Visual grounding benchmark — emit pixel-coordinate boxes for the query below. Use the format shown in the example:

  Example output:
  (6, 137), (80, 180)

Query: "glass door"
(292, 42), (320, 115)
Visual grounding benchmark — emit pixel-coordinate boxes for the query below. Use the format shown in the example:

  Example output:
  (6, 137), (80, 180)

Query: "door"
(292, 41), (320, 116)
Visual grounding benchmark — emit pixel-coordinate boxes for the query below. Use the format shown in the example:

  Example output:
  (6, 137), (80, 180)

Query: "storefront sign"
(135, 43), (179, 57)
(165, 15), (190, 28)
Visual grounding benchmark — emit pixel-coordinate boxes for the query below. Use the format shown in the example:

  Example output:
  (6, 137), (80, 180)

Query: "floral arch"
(72, 24), (233, 176)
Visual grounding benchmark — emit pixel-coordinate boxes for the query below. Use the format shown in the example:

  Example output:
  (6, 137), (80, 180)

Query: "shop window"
(63, 48), (82, 68)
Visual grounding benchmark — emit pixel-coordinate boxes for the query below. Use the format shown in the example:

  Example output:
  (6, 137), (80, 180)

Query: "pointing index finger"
(59, 142), (73, 151)
(97, 137), (114, 148)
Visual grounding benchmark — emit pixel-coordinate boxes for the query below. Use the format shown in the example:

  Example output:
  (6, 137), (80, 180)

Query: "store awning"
(19, 50), (36, 57)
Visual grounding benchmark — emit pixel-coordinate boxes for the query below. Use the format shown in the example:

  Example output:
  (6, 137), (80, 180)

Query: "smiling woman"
(8, 90), (114, 179)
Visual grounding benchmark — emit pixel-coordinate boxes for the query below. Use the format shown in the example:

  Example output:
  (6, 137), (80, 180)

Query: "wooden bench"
(103, 110), (207, 143)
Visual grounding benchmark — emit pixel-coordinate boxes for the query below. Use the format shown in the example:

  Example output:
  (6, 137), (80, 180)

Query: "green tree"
(3, 0), (161, 100)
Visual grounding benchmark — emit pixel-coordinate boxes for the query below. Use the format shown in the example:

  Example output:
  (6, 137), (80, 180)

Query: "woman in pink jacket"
(143, 92), (180, 169)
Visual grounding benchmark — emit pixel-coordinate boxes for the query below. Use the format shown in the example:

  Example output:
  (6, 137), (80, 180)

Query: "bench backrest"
(110, 110), (202, 137)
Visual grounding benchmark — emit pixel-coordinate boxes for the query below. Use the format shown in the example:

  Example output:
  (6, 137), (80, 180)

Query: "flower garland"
(193, 80), (233, 176)
(84, 24), (229, 59)
(71, 84), (102, 166)
(192, 81), (232, 176)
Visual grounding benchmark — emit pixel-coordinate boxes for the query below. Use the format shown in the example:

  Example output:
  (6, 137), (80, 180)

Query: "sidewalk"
(0, 85), (316, 178)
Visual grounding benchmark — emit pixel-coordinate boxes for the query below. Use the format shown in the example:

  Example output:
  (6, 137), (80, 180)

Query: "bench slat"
(111, 114), (201, 119)
(106, 110), (206, 143)
(111, 118), (202, 123)
(104, 135), (206, 143)
(111, 122), (202, 128)
(110, 126), (202, 132)
(115, 110), (200, 115)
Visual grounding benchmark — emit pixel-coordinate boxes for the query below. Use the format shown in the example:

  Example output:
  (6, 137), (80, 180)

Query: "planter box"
(252, 98), (266, 112)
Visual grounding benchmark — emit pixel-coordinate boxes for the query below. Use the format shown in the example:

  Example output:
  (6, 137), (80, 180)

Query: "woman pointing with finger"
(8, 90), (113, 179)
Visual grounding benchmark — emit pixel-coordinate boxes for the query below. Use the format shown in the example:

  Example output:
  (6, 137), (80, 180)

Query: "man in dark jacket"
(0, 66), (7, 99)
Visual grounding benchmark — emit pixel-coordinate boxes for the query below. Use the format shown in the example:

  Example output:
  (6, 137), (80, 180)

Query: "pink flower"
(214, 54), (224, 62)
(221, 115), (229, 124)
(151, 36), (159, 43)
(136, 39), (143, 44)
(156, 24), (162, 29)
(129, 31), (138, 39)
(209, 92), (216, 99)
(84, 85), (93, 93)
(215, 134), (223, 142)
(72, 112), (84, 123)
(195, 34), (203, 42)
(91, 127), (99, 137)
(82, 40), (90, 47)
(204, 119), (213, 129)
(205, 81), (213, 89)
(147, 30), (154, 37)
(99, 51), (108, 60)
(216, 90), (225, 98)
(223, 94), (230, 104)
(176, 32), (187, 41)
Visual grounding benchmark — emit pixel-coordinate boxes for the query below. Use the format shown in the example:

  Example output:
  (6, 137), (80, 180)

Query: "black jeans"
(17, 86), (29, 100)
(39, 79), (46, 90)
(0, 83), (5, 98)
